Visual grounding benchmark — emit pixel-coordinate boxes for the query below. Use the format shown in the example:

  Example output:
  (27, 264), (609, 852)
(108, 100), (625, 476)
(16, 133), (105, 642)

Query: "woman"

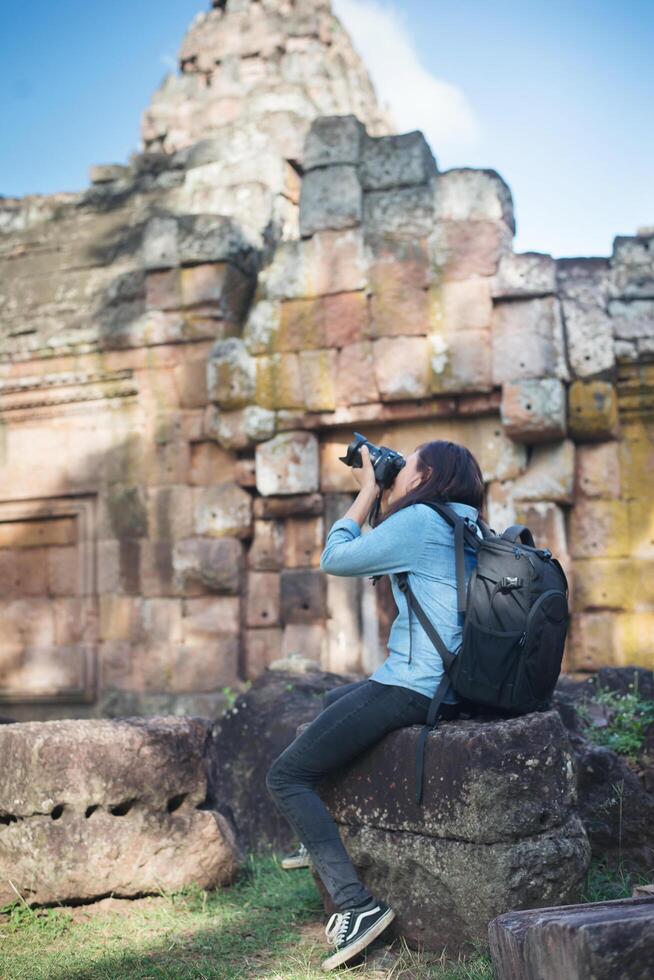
(265, 438), (485, 971)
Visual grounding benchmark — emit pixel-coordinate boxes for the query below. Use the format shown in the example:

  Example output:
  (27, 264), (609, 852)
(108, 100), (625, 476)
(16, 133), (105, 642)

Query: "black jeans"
(265, 678), (458, 911)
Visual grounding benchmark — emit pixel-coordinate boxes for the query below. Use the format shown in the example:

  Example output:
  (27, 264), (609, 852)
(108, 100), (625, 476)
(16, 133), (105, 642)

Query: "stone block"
(373, 337), (430, 401)
(430, 220), (513, 280)
(440, 277), (493, 331)
(336, 341), (379, 405)
(255, 432), (319, 496)
(243, 298), (280, 354)
(369, 287), (430, 337)
(173, 537), (244, 593)
(488, 895), (654, 980)
(146, 485), (195, 540)
(359, 132), (437, 191)
(142, 216), (178, 270)
(513, 501), (568, 558)
(0, 717), (241, 906)
(46, 547), (79, 596)
(244, 627), (284, 680)
(173, 359), (209, 409)
(609, 298), (654, 339)
(206, 338), (256, 409)
(320, 443), (360, 493)
(562, 298), (614, 378)
(189, 441), (237, 486)
(303, 115), (365, 170)
(284, 517), (325, 568)
(491, 251), (556, 298)
(177, 214), (254, 269)
(568, 498), (630, 559)
(246, 571), (281, 627)
(575, 442), (621, 498)
(253, 493), (324, 520)
(90, 163), (130, 184)
(573, 558), (654, 611)
(180, 263), (252, 322)
(281, 623), (326, 662)
(500, 378), (567, 443)
(433, 167), (515, 232)
(619, 420), (654, 501)
(194, 484), (252, 539)
(278, 298), (327, 351)
(609, 232), (654, 299)
(181, 596), (240, 645)
(363, 184), (434, 238)
(568, 380), (619, 441)
(205, 404), (276, 450)
(255, 353), (304, 410)
(99, 595), (140, 642)
(429, 329), (493, 394)
(512, 440), (575, 504)
(299, 165), (362, 237)
(234, 458), (256, 488)
(485, 480), (517, 531)
(323, 292), (369, 348)
(281, 569), (327, 623)
(299, 349), (337, 411)
(492, 297), (569, 383)
(146, 269), (181, 311)
(249, 520), (285, 571)
(263, 230), (368, 300)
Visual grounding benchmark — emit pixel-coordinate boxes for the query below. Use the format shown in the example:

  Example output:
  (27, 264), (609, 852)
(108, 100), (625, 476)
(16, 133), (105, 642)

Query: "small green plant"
(580, 858), (653, 903)
(577, 683), (654, 761)
(1, 901), (72, 939)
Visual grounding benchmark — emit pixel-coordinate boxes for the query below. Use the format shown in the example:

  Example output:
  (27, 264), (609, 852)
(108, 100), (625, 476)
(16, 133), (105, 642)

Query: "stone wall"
(0, 0), (651, 720)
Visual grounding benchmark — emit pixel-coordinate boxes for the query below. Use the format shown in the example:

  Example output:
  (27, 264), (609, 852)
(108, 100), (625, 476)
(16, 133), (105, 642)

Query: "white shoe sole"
(281, 856), (312, 869)
(321, 907), (395, 971)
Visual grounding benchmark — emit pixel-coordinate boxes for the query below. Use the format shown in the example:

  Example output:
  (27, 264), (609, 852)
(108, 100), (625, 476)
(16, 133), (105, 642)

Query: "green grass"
(0, 854), (493, 980)
(576, 682), (654, 761)
(580, 858), (653, 904)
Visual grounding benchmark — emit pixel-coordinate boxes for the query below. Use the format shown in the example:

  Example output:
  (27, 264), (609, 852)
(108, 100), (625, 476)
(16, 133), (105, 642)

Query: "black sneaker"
(280, 842), (312, 870)
(321, 897), (395, 971)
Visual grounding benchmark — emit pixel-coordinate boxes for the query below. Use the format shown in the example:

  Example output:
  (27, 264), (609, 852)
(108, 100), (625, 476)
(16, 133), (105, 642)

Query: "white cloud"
(333, 0), (481, 160)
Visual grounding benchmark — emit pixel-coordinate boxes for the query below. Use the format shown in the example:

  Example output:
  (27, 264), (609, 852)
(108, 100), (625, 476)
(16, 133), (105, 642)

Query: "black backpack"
(394, 500), (570, 804)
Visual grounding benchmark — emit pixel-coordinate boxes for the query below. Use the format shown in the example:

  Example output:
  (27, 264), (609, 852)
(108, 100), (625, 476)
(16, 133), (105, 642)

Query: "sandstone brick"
(189, 441), (237, 486)
(565, 611), (617, 671)
(336, 341), (379, 405)
(52, 597), (96, 646)
(145, 269), (181, 311)
(182, 596), (240, 644)
(609, 232), (654, 299)
(143, 216), (178, 270)
(430, 220), (512, 280)
(253, 493), (324, 520)
(206, 337), (256, 409)
(511, 440), (575, 504)
(180, 263), (252, 322)
(429, 328), (493, 394)
(249, 519), (285, 570)
(255, 353), (304, 410)
(303, 115), (365, 170)
(433, 168), (515, 231)
(100, 595), (140, 642)
(244, 627), (283, 680)
(299, 164), (362, 237)
(440, 278), (493, 332)
(320, 441), (360, 493)
(492, 297), (569, 383)
(568, 380), (619, 441)
(139, 540), (177, 598)
(173, 537), (244, 593)
(281, 623), (326, 663)
(255, 431), (319, 496)
(625, 497), (654, 558)
(172, 359), (209, 409)
(561, 297), (614, 378)
(284, 517), (324, 568)
(573, 558), (654, 611)
(491, 252), (556, 298)
(363, 184), (434, 238)
(575, 442), (621, 498)
(99, 484), (148, 541)
(369, 288), (430, 337)
(359, 132), (437, 191)
(278, 298), (327, 351)
(206, 404), (276, 449)
(243, 298), (280, 354)
(323, 292), (369, 348)
(568, 498), (630, 559)
(263, 230), (367, 299)
(234, 458), (256, 488)
(177, 214), (255, 269)
(299, 349), (337, 411)
(513, 501), (568, 558)
(194, 484), (252, 539)
(619, 420), (654, 500)
(146, 485), (194, 541)
(281, 569), (326, 623)
(485, 481), (517, 532)
(373, 337), (430, 401)
(500, 378), (567, 443)
(47, 547), (79, 596)
(608, 298), (654, 339)
(246, 571), (281, 627)
(139, 597), (184, 643)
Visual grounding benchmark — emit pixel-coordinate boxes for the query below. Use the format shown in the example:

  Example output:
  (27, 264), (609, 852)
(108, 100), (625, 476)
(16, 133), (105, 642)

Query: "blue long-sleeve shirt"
(320, 501), (482, 703)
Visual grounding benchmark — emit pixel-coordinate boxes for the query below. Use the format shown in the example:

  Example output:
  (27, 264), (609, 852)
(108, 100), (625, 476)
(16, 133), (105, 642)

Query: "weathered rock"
(172, 536), (244, 593)
(359, 132), (437, 191)
(500, 378), (567, 442)
(194, 483), (252, 538)
(208, 667), (354, 852)
(511, 439), (575, 503)
(308, 711), (590, 952)
(489, 896), (654, 980)
(609, 232), (654, 299)
(303, 115), (365, 171)
(205, 404), (276, 450)
(492, 297), (569, 383)
(255, 431), (319, 495)
(299, 165), (362, 237)
(434, 168), (515, 233)
(568, 380), (619, 440)
(491, 251), (556, 298)
(0, 717), (242, 906)
(207, 337), (256, 409)
(557, 258), (614, 378)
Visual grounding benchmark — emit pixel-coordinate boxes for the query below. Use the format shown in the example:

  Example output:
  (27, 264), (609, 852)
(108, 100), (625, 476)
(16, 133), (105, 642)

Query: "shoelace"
(325, 909), (352, 947)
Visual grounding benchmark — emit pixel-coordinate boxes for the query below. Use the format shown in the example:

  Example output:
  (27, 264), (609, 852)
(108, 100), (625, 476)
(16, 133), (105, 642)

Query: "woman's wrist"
(343, 484), (380, 527)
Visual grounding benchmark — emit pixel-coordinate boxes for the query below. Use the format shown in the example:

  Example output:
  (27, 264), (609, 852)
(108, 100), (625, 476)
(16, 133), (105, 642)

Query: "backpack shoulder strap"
(417, 501), (479, 613)
(501, 524), (536, 548)
(395, 572), (455, 672)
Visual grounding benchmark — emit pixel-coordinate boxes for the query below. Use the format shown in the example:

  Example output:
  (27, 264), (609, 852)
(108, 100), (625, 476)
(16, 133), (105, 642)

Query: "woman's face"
(385, 450), (429, 507)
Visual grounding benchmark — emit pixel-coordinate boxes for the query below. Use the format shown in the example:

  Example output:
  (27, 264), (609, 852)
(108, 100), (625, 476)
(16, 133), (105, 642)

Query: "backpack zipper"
(518, 589), (568, 646)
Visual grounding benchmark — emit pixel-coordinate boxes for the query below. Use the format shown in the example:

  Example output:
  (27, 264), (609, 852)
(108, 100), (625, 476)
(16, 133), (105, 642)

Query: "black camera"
(338, 432), (406, 490)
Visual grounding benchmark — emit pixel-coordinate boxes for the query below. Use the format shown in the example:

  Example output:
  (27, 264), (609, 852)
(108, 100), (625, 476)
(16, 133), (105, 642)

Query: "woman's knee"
(265, 757), (286, 797)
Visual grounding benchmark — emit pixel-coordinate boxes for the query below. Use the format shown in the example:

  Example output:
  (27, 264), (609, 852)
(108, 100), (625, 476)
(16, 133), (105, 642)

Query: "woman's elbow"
(319, 550), (347, 575)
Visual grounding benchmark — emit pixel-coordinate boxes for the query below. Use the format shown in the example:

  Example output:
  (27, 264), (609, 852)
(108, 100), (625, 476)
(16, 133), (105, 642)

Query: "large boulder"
(306, 710), (591, 954)
(0, 717), (241, 906)
(208, 665), (354, 853)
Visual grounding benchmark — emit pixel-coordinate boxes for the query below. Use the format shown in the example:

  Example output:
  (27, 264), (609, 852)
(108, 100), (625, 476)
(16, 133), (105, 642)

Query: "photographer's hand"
(342, 445), (380, 528)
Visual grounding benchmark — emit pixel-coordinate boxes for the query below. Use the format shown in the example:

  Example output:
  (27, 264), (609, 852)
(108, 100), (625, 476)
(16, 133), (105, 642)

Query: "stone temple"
(0, 0), (652, 721)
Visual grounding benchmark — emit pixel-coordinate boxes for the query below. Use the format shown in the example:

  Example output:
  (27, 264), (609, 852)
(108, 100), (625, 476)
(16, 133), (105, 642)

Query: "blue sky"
(1, 0), (652, 258)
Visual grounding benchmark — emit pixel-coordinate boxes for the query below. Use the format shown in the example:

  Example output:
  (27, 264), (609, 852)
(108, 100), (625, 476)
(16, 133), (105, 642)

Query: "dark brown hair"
(379, 440), (485, 523)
